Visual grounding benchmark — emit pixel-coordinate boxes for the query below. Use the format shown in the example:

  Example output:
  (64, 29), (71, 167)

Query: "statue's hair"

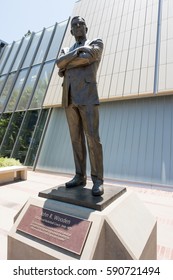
(71, 16), (86, 25)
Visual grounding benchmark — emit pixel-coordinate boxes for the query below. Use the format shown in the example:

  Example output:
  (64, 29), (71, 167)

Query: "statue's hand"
(77, 46), (93, 55)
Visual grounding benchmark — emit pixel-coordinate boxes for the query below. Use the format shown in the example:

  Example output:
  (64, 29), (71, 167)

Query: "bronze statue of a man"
(56, 16), (104, 196)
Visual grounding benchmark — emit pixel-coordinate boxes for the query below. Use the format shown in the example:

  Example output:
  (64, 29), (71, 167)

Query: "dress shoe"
(65, 174), (86, 188)
(92, 182), (104, 196)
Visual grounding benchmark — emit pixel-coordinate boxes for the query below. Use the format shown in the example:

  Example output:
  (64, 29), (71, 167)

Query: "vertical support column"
(154, 0), (163, 94)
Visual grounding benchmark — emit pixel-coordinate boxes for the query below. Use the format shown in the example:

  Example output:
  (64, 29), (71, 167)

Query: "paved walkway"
(0, 171), (173, 260)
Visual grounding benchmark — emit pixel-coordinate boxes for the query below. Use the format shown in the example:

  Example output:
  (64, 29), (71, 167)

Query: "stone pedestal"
(7, 184), (157, 260)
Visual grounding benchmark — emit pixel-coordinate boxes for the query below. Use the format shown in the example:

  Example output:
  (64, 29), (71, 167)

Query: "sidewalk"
(0, 171), (173, 260)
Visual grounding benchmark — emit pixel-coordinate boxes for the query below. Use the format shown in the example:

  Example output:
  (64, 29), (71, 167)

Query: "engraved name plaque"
(17, 205), (92, 255)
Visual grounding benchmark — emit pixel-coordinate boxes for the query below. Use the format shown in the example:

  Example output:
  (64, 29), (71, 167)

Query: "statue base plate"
(38, 183), (126, 211)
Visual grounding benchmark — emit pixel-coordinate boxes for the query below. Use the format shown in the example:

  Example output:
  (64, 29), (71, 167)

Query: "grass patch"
(0, 157), (22, 167)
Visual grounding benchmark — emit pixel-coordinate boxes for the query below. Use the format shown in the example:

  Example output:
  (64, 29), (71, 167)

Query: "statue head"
(70, 16), (88, 39)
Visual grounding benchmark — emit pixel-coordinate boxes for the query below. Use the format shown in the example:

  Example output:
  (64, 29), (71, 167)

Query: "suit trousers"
(65, 103), (104, 183)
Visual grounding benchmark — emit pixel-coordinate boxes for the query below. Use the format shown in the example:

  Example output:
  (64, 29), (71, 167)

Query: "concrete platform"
(0, 170), (173, 260)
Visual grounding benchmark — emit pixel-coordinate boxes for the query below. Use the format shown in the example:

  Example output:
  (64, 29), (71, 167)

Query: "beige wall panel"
(161, 20), (167, 41)
(106, 54), (115, 75)
(166, 63), (173, 89)
(116, 72), (125, 96)
(117, 33), (125, 52)
(123, 31), (131, 50)
(136, 27), (145, 47)
(111, 34), (118, 54)
(100, 55), (109, 76)
(168, 0), (173, 17)
(144, 25), (152, 45)
(168, 18), (173, 39)
(150, 23), (157, 44)
(142, 45), (150, 68)
(148, 44), (156, 67)
(133, 11), (140, 29)
(101, 75), (112, 99)
(146, 67), (155, 92)
(113, 52), (121, 74)
(120, 50), (128, 72)
(130, 29), (138, 49)
(159, 64), (166, 90)
(139, 68), (147, 93)
(98, 75), (105, 98)
(131, 69), (140, 94)
(124, 71), (133, 95)
(167, 39), (173, 63)
(134, 47), (142, 69)
(160, 40), (167, 64)
(158, 0), (173, 93)
(109, 74), (118, 97)
(162, 0), (168, 19)
(105, 36), (113, 55)
(127, 49), (135, 71)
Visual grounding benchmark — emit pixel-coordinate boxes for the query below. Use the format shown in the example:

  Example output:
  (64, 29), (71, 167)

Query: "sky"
(1, 0), (76, 43)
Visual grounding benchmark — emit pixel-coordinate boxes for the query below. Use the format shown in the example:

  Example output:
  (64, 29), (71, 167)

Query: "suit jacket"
(56, 38), (103, 107)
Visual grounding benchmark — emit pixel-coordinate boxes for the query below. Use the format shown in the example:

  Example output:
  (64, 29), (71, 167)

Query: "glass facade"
(0, 20), (68, 164)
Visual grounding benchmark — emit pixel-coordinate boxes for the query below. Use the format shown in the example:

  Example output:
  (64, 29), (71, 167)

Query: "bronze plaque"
(17, 205), (92, 255)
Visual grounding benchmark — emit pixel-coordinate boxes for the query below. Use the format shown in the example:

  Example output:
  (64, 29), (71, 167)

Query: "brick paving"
(0, 171), (173, 260)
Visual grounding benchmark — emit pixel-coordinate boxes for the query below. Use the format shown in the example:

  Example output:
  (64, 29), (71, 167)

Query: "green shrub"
(0, 157), (22, 167)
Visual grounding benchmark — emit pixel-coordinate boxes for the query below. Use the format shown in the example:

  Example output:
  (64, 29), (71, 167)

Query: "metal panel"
(36, 108), (75, 174)
(37, 95), (173, 186)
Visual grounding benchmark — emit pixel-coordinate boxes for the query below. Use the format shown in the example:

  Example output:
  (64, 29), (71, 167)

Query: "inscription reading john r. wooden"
(17, 205), (92, 255)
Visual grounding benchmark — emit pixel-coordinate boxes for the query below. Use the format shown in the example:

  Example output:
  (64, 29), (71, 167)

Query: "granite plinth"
(38, 183), (126, 211)
(8, 191), (157, 260)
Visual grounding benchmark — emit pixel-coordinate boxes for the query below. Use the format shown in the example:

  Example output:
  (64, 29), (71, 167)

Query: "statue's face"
(71, 18), (87, 38)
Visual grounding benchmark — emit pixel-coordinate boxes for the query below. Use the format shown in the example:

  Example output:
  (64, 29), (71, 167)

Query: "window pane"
(30, 62), (54, 109)
(33, 26), (54, 65)
(16, 65), (41, 111)
(0, 73), (16, 112)
(5, 69), (28, 112)
(0, 113), (12, 144)
(0, 112), (24, 157)
(25, 109), (49, 166)
(0, 44), (12, 73)
(46, 21), (68, 60)
(22, 31), (42, 68)
(0, 75), (7, 93)
(1, 41), (21, 75)
(11, 36), (31, 71)
(12, 110), (39, 163)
